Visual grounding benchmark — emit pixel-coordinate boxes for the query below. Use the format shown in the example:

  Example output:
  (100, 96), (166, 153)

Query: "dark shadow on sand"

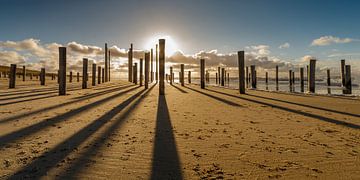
(170, 84), (188, 93)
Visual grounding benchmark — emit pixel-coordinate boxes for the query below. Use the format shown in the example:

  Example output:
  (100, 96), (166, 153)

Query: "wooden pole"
(221, 68), (225, 86)
(188, 71), (191, 84)
(40, 68), (45, 85)
(341, 59), (345, 87)
(238, 51), (245, 94)
(98, 66), (101, 84)
(77, 72), (80, 82)
(170, 67), (173, 85)
(344, 65), (352, 94)
(9, 64), (16, 88)
(218, 67), (221, 84)
(92, 63), (96, 86)
(101, 68), (104, 83)
(275, 65), (279, 91)
(245, 66), (249, 88)
(108, 51), (111, 81)
(151, 48), (153, 82)
(30, 73), (33, 80)
(289, 70), (292, 91)
(200, 59), (205, 89)
(215, 73), (218, 84)
(156, 44), (158, 82)
(105, 43), (108, 82)
(22, 66), (26, 81)
(128, 43), (133, 82)
(181, 64), (184, 86)
(308, 59), (316, 93)
(59, 47), (66, 95)
(133, 63), (138, 85)
(70, 71), (72, 83)
(159, 39), (165, 95)
(251, 65), (256, 89)
(140, 58), (143, 86)
(292, 71), (295, 84)
(327, 69), (330, 86)
(82, 58), (88, 89)
(300, 67), (304, 92)
(145, 53), (150, 89)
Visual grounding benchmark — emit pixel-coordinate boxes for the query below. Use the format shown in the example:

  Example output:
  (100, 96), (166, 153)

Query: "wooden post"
(215, 73), (218, 84)
(200, 59), (205, 89)
(238, 51), (245, 94)
(92, 63), (96, 86)
(156, 44), (158, 82)
(221, 68), (225, 86)
(140, 58), (143, 86)
(108, 50), (111, 81)
(300, 67), (304, 92)
(341, 59), (345, 87)
(59, 47), (66, 95)
(289, 70), (292, 91)
(105, 43), (108, 82)
(344, 65), (352, 94)
(292, 71), (295, 85)
(128, 43), (133, 82)
(102, 68), (104, 83)
(57, 70), (60, 83)
(172, 73), (174, 83)
(77, 72), (80, 82)
(179, 72), (181, 83)
(40, 68), (45, 85)
(82, 58), (88, 89)
(159, 39), (165, 95)
(227, 73), (230, 86)
(70, 71), (72, 82)
(22, 66), (26, 81)
(275, 66), (279, 91)
(308, 59), (316, 93)
(30, 73), (33, 80)
(151, 48), (153, 82)
(218, 67), (221, 84)
(133, 63), (138, 85)
(327, 69), (330, 86)
(145, 52), (150, 89)
(181, 64), (184, 86)
(170, 67), (173, 85)
(98, 66), (101, 84)
(188, 71), (191, 84)
(9, 64), (16, 88)
(245, 66), (249, 88)
(251, 65), (256, 89)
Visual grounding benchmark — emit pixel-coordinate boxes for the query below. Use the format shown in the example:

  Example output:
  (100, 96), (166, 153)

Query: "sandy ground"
(0, 78), (359, 179)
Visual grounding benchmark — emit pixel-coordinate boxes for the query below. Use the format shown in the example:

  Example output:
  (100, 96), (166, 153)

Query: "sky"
(0, 0), (359, 79)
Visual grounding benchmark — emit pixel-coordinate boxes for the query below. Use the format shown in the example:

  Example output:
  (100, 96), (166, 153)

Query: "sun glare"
(144, 34), (179, 56)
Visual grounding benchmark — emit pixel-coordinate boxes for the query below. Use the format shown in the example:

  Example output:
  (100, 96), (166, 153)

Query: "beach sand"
(0, 79), (359, 179)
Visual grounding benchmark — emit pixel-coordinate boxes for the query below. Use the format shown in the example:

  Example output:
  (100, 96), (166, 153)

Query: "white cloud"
(311, 36), (358, 46)
(300, 55), (315, 62)
(0, 51), (26, 65)
(279, 42), (290, 49)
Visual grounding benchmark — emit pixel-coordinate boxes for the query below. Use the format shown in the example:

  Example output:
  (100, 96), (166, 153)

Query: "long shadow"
(207, 88), (360, 129)
(0, 84), (134, 124)
(170, 84), (188, 93)
(57, 84), (156, 178)
(9, 86), (155, 179)
(0, 86), (140, 148)
(246, 93), (360, 118)
(184, 86), (242, 107)
(151, 95), (183, 179)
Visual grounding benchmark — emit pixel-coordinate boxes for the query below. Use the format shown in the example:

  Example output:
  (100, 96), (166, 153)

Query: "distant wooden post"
(179, 72), (181, 83)
(108, 51), (111, 81)
(238, 51), (245, 94)
(344, 65), (352, 94)
(59, 47), (66, 95)
(245, 66), (249, 88)
(180, 64), (184, 86)
(77, 72), (80, 82)
(92, 63), (96, 86)
(105, 43), (108, 82)
(300, 68), (304, 92)
(188, 71), (191, 84)
(70, 71), (72, 82)
(172, 73), (174, 83)
(133, 63), (138, 85)
(227, 73), (230, 86)
(145, 52), (150, 89)
(40, 68), (45, 85)
(51, 74), (54, 80)
(292, 71), (295, 85)
(200, 59), (205, 89)
(341, 59), (345, 87)
(9, 64), (16, 88)
(82, 58), (88, 89)
(128, 43), (133, 82)
(151, 48), (154, 82)
(98, 66), (101, 84)
(275, 66), (279, 91)
(22, 66), (26, 81)
(251, 65), (256, 89)
(215, 73), (218, 84)
(327, 69), (330, 86)
(30, 73), (33, 80)
(159, 39), (165, 95)
(218, 67), (221, 84)
(221, 68), (225, 86)
(156, 44), (158, 82)
(102, 68), (104, 83)
(170, 67), (173, 85)
(289, 70), (292, 91)
(308, 59), (316, 93)
(140, 58), (143, 86)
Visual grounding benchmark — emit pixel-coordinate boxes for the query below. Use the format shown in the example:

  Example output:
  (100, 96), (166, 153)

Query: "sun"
(144, 34), (179, 56)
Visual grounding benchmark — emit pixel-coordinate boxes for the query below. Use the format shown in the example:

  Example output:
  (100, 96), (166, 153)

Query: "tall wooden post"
(289, 70), (293, 91)
(145, 53), (150, 89)
(227, 73), (230, 86)
(327, 69), (330, 86)
(82, 58), (88, 89)
(179, 72), (181, 83)
(170, 67), (173, 85)
(221, 68), (225, 86)
(133, 63), (138, 85)
(92, 63), (96, 86)
(344, 65), (352, 94)
(188, 71), (191, 84)
(140, 58), (143, 86)
(180, 64), (184, 86)
(70, 71), (72, 83)
(172, 73), (174, 83)
(98, 66), (101, 84)
(245, 66), (249, 88)
(59, 47), (66, 95)
(151, 48), (153, 82)
(77, 72), (80, 82)
(218, 67), (221, 84)
(308, 59), (316, 93)
(341, 59), (345, 87)
(40, 68), (45, 85)
(105, 43), (108, 82)
(250, 65), (256, 89)
(156, 44), (158, 82)
(102, 68), (104, 83)
(9, 64), (16, 88)
(57, 70), (60, 83)
(128, 43), (133, 82)
(22, 66), (26, 81)
(238, 51), (245, 94)
(159, 39), (165, 95)
(215, 73), (218, 84)
(200, 59), (205, 89)
(300, 67), (304, 92)
(109, 51), (111, 81)
(292, 71), (295, 84)
(275, 66), (279, 91)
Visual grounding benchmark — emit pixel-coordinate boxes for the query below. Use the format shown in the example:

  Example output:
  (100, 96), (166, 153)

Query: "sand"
(0, 79), (359, 179)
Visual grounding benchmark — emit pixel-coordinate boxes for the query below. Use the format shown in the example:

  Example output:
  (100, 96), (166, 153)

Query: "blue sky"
(0, 0), (360, 75)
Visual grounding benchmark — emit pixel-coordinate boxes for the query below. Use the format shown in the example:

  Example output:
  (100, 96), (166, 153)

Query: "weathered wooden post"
(200, 59), (205, 89)
(57, 70), (60, 83)
(245, 66), (249, 88)
(92, 63), (96, 86)
(105, 43), (108, 82)
(172, 73), (174, 83)
(188, 71), (191, 84)
(98, 66), (101, 84)
(238, 51), (245, 94)
(215, 73), (218, 84)
(30, 73), (33, 80)
(82, 58), (88, 89)
(251, 65), (256, 89)
(128, 43), (133, 82)
(59, 47), (66, 95)
(341, 59), (345, 87)
(145, 53), (150, 89)
(227, 73), (230, 86)
(218, 67), (221, 84)
(102, 68), (104, 83)
(159, 39), (165, 95)
(40, 68), (45, 85)
(292, 71), (295, 85)
(9, 64), (16, 88)
(344, 65), (352, 94)
(181, 64), (184, 86)
(133, 63), (138, 85)
(308, 59), (316, 93)
(300, 67), (304, 92)
(170, 67), (173, 85)
(22, 66), (26, 81)
(289, 70), (293, 92)
(76, 72), (79, 82)
(265, 72), (268, 90)
(108, 51), (111, 81)
(140, 58), (143, 86)
(179, 72), (181, 83)
(327, 69), (330, 86)
(70, 71), (72, 82)
(275, 66), (279, 91)
(156, 44), (158, 82)
(221, 68), (225, 86)
(151, 48), (154, 82)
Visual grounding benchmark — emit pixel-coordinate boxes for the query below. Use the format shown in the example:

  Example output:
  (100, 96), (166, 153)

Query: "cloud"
(327, 52), (360, 58)
(67, 41), (102, 55)
(300, 55), (315, 62)
(311, 36), (358, 46)
(0, 38), (48, 56)
(279, 42), (290, 49)
(0, 51), (26, 65)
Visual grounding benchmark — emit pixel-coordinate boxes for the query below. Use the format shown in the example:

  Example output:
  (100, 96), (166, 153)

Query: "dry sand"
(0, 79), (359, 179)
